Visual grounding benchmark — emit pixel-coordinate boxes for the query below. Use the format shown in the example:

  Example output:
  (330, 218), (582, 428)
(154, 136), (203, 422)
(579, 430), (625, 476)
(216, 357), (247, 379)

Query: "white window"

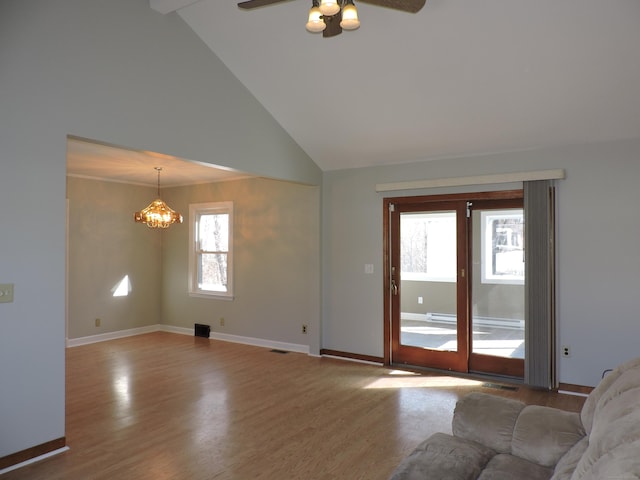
(189, 202), (233, 299)
(481, 209), (524, 285)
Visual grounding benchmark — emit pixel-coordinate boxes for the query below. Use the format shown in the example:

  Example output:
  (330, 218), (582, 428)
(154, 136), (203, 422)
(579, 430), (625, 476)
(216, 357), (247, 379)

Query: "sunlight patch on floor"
(365, 371), (483, 389)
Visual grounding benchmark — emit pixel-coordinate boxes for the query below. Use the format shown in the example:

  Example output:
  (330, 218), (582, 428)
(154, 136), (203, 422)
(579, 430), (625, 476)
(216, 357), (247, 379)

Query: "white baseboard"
(210, 331), (310, 355)
(66, 324), (310, 355)
(402, 312), (524, 330)
(558, 390), (590, 398)
(402, 312), (429, 322)
(66, 325), (161, 347)
(0, 447), (70, 475)
(159, 324), (193, 336)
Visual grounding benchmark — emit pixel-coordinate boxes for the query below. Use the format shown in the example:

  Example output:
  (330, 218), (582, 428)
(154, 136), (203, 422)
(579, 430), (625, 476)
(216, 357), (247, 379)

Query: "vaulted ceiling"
(69, 1), (640, 184)
(155, 0), (640, 172)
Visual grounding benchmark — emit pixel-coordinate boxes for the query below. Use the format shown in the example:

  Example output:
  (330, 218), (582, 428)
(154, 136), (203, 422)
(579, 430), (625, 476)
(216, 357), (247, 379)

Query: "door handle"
(391, 279), (398, 296)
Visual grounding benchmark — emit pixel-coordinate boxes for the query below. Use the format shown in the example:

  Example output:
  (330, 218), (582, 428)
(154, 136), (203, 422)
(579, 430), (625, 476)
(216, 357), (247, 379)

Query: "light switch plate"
(0, 283), (14, 303)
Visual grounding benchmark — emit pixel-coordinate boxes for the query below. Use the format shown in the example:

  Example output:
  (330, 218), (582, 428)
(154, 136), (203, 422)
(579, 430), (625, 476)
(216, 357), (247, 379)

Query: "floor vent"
(194, 323), (211, 338)
(270, 349), (289, 354)
(482, 382), (518, 391)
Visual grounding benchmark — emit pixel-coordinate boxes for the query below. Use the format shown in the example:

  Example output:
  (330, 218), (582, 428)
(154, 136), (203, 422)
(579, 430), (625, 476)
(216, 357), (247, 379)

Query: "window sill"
(188, 291), (234, 301)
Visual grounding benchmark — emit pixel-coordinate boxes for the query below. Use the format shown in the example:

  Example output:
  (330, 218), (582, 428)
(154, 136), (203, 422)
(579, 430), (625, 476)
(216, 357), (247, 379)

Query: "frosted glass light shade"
(306, 6), (326, 32)
(134, 167), (182, 229)
(319, 0), (340, 16)
(134, 198), (183, 228)
(340, 3), (360, 30)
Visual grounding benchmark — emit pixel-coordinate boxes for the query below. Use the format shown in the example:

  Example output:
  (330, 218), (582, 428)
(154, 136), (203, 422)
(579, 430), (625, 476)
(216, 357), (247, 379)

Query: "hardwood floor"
(3, 332), (585, 480)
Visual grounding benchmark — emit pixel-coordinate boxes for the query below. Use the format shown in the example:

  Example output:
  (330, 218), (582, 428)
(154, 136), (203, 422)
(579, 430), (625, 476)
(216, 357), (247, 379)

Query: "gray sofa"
(389, 357), (640, 480)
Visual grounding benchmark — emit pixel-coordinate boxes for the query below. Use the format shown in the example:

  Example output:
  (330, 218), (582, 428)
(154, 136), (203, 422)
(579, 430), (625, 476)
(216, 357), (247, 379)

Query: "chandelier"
(306, 0), (360, 34)
(134, 167), (183, 229)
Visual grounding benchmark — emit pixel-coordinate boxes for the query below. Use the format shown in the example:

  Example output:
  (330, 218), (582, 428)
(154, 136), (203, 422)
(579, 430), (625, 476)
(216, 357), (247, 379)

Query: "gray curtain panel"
(524, 180), (556, 389)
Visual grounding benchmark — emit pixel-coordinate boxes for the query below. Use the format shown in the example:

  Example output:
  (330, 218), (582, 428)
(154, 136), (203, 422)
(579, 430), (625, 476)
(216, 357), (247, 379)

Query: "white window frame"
(480, 209), (524, 285)
(188, 201), (234, 300)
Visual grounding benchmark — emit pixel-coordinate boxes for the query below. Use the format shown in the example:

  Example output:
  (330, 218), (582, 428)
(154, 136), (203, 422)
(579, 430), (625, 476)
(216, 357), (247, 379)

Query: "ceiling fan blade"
(237, 0), (294, 9)
(358, 0), (426, 14)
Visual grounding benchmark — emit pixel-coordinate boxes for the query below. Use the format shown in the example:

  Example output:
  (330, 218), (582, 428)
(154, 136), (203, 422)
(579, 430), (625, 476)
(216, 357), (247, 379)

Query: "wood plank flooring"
(3, 332), (585, 480)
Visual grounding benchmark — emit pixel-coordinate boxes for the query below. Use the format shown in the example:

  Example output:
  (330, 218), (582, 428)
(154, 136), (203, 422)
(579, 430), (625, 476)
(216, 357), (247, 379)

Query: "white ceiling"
(172, 0), (640, 171)
(67, 137), (251, 187)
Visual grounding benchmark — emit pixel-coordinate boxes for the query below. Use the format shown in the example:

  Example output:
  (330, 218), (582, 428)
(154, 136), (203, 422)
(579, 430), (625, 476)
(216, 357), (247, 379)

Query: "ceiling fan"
(238, 0), (426, 38)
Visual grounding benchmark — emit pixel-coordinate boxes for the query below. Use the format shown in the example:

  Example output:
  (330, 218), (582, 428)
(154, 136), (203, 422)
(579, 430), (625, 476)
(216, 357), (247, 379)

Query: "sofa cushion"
(580, 356), (640, 435)
(477, 453), (553, 480)
(388, 432), (496, 480)
(572, 390), (640, 480)
(590, 372), (640, 441)
(570, 439), (640, 480)
(511, 405), (585, 467)
(550, 437), (588, 480)
(590, 385), (640, 445)
(452, 392), (525, 454)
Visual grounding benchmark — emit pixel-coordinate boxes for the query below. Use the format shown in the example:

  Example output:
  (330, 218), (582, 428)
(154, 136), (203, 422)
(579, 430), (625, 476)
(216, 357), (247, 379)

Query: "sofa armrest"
(452, 392), (526, 453)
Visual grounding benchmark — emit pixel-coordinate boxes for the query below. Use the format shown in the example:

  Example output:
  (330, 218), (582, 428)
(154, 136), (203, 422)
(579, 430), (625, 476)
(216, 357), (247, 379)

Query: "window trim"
(480, 209), (525, 285)
(188, 201), (234, 300)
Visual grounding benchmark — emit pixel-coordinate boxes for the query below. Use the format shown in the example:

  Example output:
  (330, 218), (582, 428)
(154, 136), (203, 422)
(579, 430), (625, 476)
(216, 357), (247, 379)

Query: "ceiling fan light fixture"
(340, 0), (360, 30)
(306, 2), (327, 33)
(319, 0), (340, 16)
(241, 0), (426, 38)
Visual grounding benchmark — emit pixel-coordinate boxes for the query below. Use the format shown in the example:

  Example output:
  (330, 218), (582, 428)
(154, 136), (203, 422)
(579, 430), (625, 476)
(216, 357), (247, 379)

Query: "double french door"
(384, 191), (525, 378)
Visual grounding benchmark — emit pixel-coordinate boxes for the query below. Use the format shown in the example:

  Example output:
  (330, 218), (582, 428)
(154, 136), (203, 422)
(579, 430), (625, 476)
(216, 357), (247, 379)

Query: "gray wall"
(401, 281), (456, 316)
(161, 177), (321, 352)
(0, 0), (319, 460)
(65, 175), (320, 350)
(322, 139), (640, 387)
(67, 177), (162, 339)
(401, 282), (523, 320)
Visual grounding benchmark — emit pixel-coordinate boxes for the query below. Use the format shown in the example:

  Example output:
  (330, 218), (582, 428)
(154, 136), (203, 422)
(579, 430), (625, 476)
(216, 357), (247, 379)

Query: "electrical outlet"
(0, 283), (14, 303)
(302, 324), (308, 334)
(95, 318), (101, 327)
(561, 345), (571, 357)
(220, 317), (225, 327)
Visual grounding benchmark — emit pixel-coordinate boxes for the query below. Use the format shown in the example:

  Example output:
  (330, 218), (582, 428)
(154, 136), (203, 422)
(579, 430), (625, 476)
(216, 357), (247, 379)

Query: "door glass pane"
(471, 209), (525, 358)
(400, 211), (457, 351)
